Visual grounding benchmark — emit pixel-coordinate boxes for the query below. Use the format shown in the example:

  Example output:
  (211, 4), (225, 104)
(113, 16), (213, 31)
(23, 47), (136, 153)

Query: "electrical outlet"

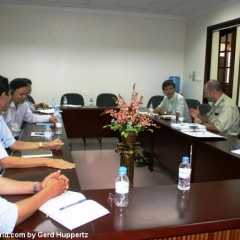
(192, 71), (196, 81)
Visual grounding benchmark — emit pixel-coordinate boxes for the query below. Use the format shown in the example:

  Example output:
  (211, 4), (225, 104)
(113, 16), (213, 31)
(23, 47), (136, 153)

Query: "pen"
(233, 144), (238, 150)
(59, 198), (87, 211)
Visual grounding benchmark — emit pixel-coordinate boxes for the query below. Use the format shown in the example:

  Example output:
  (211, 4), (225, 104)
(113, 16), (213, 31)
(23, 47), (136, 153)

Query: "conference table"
(61, 106), (240, 182)
(3, 107), (240, 239)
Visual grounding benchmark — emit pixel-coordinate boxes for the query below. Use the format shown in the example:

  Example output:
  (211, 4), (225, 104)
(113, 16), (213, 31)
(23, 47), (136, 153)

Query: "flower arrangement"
(101, 83), (159, 138)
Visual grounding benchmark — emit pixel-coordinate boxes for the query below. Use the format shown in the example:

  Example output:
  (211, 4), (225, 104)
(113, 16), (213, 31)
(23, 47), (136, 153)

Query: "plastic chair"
(185, 99), (200, 110)
(147, 95), (164, 109)
(27, 95), (35, 104)
(96, 93), (117, 107)
(60, 93), (84, 106)
(199, 103), (211, 115)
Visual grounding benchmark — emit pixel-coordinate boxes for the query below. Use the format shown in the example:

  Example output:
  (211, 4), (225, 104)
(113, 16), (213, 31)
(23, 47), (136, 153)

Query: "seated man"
(154, 80), (192, 123)
(24, 78), (49, 112)
(3, 78), (57, 138)
(189, 80), (240, 136)
(0, 76), (75, 173)
(0, 170), (68, 233)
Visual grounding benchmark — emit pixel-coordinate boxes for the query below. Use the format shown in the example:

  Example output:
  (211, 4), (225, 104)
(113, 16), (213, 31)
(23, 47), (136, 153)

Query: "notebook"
(21, 149), (53, 158)
(39, 191), (110, 230)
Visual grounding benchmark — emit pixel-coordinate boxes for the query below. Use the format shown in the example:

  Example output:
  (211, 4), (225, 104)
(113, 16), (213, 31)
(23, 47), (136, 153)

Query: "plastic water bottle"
(44, 124), (52, 142)
(56, 115), (62, 135)
(178, 112), (184, 124)
(52, 98), (56, 109)
(171, 112), (176, 123)
(178, 156), (191, 191)
(114, 166), (129, 207)
(53, 106), (59, 117)
(63, 96), (67, 107)
(89, 98), (93, 107)
(148, 102), (154, 116)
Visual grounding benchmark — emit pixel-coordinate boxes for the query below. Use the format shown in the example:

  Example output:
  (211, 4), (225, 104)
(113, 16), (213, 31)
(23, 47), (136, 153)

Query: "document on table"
(31, 132), (45, 137)
(138, 111), (158, 116)
(160, 115), (172, 119)
(39, 191), (110, 230)
(183, 131), (226, 138)
(36, 109), (54, 114)
(171, 123), (207, 132)
(63, 104), (82, 108)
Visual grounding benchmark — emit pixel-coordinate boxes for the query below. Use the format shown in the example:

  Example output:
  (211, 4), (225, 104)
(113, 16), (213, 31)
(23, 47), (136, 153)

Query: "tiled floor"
(70, 138), (177, 190)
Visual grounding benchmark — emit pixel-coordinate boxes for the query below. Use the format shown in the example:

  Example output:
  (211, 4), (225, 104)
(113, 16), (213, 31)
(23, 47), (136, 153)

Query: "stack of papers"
(36, 109), (54, 114)
(160, 115), (172, 119)
(171, 123), (206, 132)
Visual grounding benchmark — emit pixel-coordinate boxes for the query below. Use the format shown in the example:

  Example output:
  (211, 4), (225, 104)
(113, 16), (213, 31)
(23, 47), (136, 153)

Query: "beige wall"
(0, 8), (185, 105)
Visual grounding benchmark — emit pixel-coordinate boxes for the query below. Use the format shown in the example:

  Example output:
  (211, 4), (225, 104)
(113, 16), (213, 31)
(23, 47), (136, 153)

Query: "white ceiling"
(0, 0), (237, 19)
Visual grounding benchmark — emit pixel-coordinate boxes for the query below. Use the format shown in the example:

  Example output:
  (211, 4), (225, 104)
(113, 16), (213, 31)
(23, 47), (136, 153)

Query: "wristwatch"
(33, 181), (39, 193)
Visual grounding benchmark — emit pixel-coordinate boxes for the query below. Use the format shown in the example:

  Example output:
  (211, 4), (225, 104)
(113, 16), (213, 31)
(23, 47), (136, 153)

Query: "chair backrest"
(27, 95), (35, 104)
(185, 99), (200, 110)
(147, 95), (164, 109)
(96, 93), (118, 107)
(60, 93), (84, 106)
(199, 103), (211, 115)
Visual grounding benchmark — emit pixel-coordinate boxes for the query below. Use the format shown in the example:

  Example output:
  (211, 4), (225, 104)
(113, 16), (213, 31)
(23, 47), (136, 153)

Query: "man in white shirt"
(0, 76), (75, 173)
(0, 170), (69, 233)
(154, 80), (192, 122)
(3, 78), (57, 138)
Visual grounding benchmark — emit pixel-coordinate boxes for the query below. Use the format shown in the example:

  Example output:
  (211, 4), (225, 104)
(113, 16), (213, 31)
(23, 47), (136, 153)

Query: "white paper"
(160, 115), (172, 119)
(231, 149), (240, 154)
(138, 111), (158, 116)
(182, 131), (225, 138)
(39, 191), (110, 230)
(171, 123), (206, 132)
(36, 109), (54, 114)
(31, 132), (45, 137)
(63, 104), (82, 108)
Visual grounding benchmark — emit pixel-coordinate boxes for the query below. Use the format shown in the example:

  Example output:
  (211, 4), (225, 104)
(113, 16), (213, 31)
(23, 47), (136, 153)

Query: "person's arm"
(0, 170), (68, 195)
(0, 171), (69, 225)
(154, 107), (167, 114)
(154, 97), (170, 115)
(10, 138), (64, 151)
(34, 102), (49, 109)
(0, 155), (75, 170)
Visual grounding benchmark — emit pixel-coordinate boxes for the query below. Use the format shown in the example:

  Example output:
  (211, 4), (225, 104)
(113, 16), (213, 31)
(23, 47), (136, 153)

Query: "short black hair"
(10, 78), (27, 94)
(0, 75), (10, 96)
(24, 78), (32, 85)
(162, 80), (175, 90)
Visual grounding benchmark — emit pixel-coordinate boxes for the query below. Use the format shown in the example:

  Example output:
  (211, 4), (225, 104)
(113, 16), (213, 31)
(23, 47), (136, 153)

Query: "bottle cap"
(182, 156), (189, 163)
(119, 166), (127, 174)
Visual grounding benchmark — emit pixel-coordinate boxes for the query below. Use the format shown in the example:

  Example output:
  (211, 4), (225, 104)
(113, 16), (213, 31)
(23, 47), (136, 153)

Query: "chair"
(147, 95), (164, 109)
(185, 99), (200, 110)
(96, 93), (117, 107)
(199, 103), (211, 115)
(60, 93), (84, 106)
(27, 95), (35, 104)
